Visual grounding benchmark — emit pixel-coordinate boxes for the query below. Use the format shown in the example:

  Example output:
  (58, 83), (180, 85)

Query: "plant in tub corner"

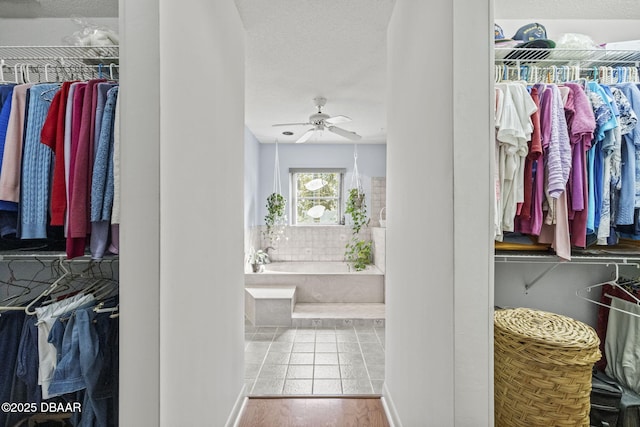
(248, 248), (270, 273)
(344, 188), (372, 271)
(345, 239), (372, 271)
(264, 192), (286, 246)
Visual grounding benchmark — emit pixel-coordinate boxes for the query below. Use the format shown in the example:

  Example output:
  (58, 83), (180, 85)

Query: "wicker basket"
(494, 308), (601, 427)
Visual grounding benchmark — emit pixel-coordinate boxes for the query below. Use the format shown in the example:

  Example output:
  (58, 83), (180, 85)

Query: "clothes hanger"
(0, 258), (54, 312)
(109, 63), (117, 81)
(519, 65), (529, 82)
(97, 300), (120, 319)
(24, 260), (72, 315)
(0, 59), (11, 84)
(576, 263), (640, 319)
(0, 280), (31, 312)
(571, 65), (580, 82)
(39, 84), (61, 102)
(22, 64), (32, 83)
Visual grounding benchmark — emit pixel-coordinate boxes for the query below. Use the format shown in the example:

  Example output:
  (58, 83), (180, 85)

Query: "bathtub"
(262, 261), (379, 274)
(245, 261), (385, 303)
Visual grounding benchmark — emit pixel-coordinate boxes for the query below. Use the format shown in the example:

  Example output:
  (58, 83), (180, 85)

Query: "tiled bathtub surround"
(259, 226), (371, 262)
(370, 177), (386, 228)
(371, 228), (386, 274)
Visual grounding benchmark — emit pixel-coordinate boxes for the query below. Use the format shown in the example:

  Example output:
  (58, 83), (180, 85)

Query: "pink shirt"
(0, 84), (34, 202)
(66, 83), (87, 258)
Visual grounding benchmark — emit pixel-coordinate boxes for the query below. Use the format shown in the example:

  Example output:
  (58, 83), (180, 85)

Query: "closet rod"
(496, 258), (640, 293)
(0, 254), (118, 262)
(525, 263), (562, 291)
(495, 253), (640, 264)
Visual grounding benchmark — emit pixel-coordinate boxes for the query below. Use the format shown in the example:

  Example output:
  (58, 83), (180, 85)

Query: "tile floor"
(244, 321), (385, 396)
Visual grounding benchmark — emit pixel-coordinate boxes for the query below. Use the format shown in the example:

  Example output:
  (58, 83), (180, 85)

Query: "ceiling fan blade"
(273, 122), (312, 127)
(296, 128), (316, 143)
(324, 115), (351, 125)
(327, 126), (362, 141)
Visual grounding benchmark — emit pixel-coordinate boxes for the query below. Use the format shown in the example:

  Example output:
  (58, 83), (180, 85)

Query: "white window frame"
(290, 168), (345, 225)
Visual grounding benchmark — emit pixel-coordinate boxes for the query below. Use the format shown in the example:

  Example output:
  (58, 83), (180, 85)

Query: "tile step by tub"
(245, 286), (296, 327)
(292, 303), (385, 328)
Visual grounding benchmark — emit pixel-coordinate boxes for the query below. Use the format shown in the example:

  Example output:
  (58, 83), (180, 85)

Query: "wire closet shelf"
(495, 47), (640, 67)
(0, 45), (120, 83)
(0, 45), (119, 67)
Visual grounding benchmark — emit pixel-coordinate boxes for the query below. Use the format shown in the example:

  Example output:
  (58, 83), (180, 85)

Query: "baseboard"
(381, 382), (402, 427)
(225, 384), (248, 427)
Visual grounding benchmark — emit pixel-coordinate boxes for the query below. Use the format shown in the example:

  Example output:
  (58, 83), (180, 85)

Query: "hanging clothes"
(495, 76), (640, 257)
(0, 261), (120, 427)
(41, 81), (76, 227)
(0, 83), (34, 205)
(0, 75), (120, 259)
(20, 83), (60, 239)
(90, 86), (118, 259)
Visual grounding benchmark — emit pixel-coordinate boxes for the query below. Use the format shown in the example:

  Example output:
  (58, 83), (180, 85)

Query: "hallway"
(245, 322), (385, 396)
(237, 397), (390, 427)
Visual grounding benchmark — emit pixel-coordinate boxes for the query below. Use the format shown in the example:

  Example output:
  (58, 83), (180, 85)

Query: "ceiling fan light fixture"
(274, 97), (362, 143)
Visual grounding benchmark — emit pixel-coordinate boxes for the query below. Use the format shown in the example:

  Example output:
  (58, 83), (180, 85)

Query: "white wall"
(452, 0), (494, 424)
(385, 0), (492, 426)
(245, 127), (260, 229)
(257, 142), (386, 225)
(0, 17), (119, 45)
(495, 263), (612, 327)
(158, 1), (245, 426)
(386, 0), (454, 420)
(119, 0), (160, 425)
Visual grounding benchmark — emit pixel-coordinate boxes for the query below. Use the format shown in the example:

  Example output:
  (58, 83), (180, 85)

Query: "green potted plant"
(248, 248), (270, 273)
(264, 192), (286, 245)
(344, 188), (372, 271)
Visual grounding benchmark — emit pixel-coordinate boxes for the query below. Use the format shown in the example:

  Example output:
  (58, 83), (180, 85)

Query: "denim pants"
(6, 315), (41, 427)
(78, 309), (119, 427)
(49, 307), (107, 427)
(0, 310), (26, 427)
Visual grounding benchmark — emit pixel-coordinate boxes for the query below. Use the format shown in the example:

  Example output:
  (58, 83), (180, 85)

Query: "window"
(290, 168), (344, 225)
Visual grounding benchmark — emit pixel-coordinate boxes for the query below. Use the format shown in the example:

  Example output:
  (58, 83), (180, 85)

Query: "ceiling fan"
(273, 97), (362, 143)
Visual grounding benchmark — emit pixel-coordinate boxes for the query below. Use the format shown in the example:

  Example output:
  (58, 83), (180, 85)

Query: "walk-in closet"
(9, 1), (640, 426)
(0, 42), (120, 427)
(493, 15), (640, 426)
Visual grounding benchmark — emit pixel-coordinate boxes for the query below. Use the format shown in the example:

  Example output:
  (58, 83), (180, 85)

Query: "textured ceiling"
(0, 0), (117, 18)
(235, 0), (396, 144)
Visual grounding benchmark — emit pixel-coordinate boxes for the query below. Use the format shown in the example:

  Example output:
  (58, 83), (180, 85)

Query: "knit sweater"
(19, 83), (60, 239)
(91, 86), (118, 222)
(546, 84), (572, 199)
(89, 86), (118, 259)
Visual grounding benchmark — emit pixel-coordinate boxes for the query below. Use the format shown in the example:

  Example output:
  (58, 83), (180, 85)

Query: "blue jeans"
(0, 310), (26, 427)
(6, 315), (41, 427)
